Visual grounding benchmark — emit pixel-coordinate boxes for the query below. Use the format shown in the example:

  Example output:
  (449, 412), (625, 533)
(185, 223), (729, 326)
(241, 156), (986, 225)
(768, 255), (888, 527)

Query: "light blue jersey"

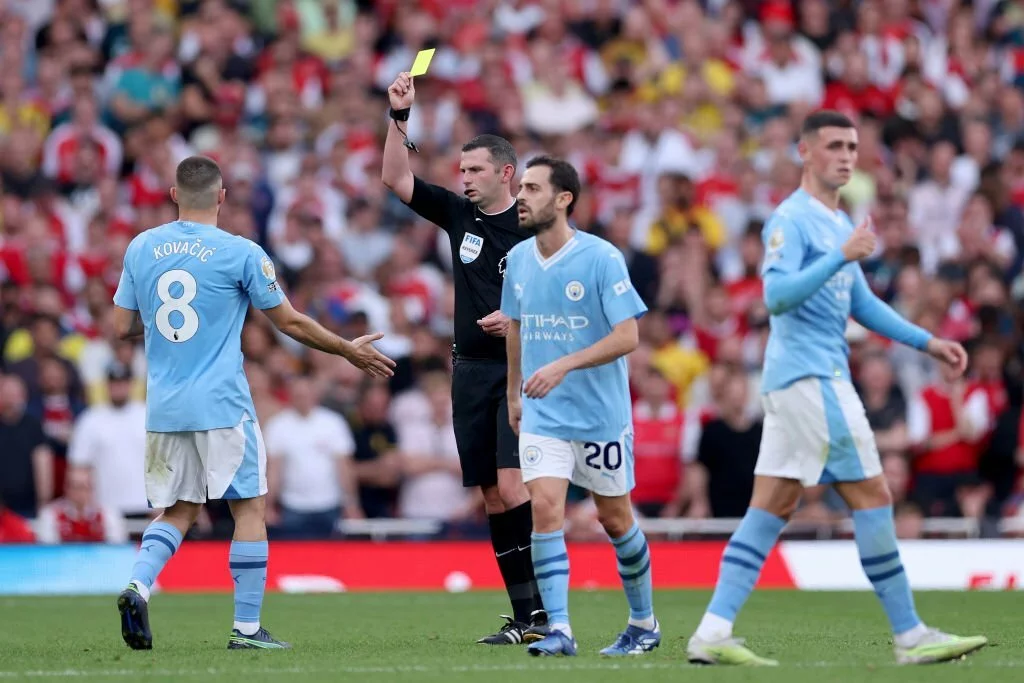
(760, 189), (931, 394)
(501, 230), (647, 442)
(113, 220), (285, 432)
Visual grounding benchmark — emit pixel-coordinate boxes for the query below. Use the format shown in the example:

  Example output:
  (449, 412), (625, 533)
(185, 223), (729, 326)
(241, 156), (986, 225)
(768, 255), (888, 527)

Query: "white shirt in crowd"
(395, 393), (467, 521)
(264, 406), (355, 512)
(67, 401), (148, 515)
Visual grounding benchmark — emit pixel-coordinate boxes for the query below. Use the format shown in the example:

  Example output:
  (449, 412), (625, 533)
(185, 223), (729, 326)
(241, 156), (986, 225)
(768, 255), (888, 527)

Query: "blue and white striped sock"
(230, 540), (269, 636)
(698, 508), (786, 640)
(129, 521), (183, 600)
(532, 529), (571, 636)
(853, 506), (923, 640)
(611, 522), (655, 630)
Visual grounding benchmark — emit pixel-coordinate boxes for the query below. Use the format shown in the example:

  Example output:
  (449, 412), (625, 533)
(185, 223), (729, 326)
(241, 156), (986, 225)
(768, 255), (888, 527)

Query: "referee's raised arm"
(381, 72), (463, 230)
(381, 71), (416, 203)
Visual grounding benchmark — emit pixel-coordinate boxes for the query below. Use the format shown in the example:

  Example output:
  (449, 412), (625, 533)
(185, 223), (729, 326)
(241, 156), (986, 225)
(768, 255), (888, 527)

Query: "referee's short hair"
(801, 110), (855, 138)
(462, 134), (517, 171)
(175, 156), (223, 210)
(526, 155), (581, 217)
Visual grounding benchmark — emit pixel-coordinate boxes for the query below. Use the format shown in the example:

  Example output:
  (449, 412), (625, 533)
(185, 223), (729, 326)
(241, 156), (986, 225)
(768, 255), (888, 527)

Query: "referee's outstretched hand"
(388, 72), (415, 109)
(347, 332), (397, 378)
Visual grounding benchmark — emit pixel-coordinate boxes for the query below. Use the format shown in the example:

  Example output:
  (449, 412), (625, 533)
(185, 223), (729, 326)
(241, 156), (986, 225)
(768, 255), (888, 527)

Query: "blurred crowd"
(3, 0), (1024, 543)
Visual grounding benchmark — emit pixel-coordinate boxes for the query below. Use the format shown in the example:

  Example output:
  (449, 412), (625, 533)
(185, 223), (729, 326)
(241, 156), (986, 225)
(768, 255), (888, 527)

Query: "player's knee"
(481, 485), (505, 514)
(496, 471), (529, 508)
(750, 476), (803, 520)
(529, 491), (565, 533)
(837, 475), (893, 510)
(595, 500), (634, 539)
(163, 501), (201, 528)
(228, 496), (268, 533)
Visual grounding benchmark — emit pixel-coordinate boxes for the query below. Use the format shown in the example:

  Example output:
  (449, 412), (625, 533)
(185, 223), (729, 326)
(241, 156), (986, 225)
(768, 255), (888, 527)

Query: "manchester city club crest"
(565, 280), (585, 301)
(523, 445), (542, 465)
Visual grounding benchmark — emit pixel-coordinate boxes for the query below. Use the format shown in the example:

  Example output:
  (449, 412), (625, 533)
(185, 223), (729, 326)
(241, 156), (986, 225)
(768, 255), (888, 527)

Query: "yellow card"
(410, 48), (435, 77)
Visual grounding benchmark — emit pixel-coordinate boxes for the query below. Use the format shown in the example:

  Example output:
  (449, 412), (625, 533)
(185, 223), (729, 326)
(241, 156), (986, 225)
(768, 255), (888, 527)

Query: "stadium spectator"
(265, 373), (362, 538)
(65, 361), (148, 517)
(1, 0), (1023, 539)
(394, 369), (475, 522)
(908, 362), (992, 516)
(690, 369), (762, 518)
(35, 466), (128, 544)
(856, 351), (909, 459)
(0, 494), (36, 543)
(349, 379), (402, 519)
(0, 375), (53, 519)
(630, 365), (686, 518)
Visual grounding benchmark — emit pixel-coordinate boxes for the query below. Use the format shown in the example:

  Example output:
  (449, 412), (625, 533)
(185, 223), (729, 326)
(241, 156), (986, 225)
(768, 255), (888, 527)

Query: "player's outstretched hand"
(388, 72), (415, 110)
(841, 217), (877, 262)
(478, 310), (510, 337)
(346, 333), (397, 378)
(523, 360), (569, 399)
(926, 337), (969, 377)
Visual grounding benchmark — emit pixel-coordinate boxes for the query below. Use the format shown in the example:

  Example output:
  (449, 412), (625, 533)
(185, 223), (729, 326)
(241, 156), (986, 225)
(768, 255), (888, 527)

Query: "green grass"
(0, 591), (1019, 682)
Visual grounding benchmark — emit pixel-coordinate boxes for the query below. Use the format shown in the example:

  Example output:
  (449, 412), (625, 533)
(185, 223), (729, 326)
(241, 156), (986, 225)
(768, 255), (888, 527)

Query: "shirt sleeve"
(599, 247), (648, 327)
(963, 391), (991, 442)
(242, 242), (287, 310)
(761, 214), (846, 315)
(35, 505), (60, 544)
(113, 239), (139, 310)
(499, 250), (520, 321)
(906, 395), (931, 446)
(405, 177), (465, 232)
(850, 266), (932, 351)
(329, 412), (356, 458)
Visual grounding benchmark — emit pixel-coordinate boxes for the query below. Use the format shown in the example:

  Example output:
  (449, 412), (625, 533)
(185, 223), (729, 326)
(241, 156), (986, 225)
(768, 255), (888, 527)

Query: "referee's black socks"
(488, 501), (542, 624)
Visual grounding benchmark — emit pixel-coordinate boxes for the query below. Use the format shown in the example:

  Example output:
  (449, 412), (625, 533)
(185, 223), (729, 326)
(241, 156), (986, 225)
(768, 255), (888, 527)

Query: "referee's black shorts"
(451, 357), (519, 488)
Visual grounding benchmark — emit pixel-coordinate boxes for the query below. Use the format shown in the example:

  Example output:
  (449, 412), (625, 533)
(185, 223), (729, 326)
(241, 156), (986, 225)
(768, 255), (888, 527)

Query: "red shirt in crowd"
(631, 400), (684, 506)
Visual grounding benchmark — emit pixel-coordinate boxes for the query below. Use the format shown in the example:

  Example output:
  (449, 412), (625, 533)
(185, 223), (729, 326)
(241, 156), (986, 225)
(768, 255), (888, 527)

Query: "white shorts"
(519, 431), (634, 497)
(755, 377), (881, 487)
(145, 417), (267, 508)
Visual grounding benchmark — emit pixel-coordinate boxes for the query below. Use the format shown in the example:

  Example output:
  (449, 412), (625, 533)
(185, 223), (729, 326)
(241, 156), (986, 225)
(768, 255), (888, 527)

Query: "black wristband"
(389, 107), (410, 121)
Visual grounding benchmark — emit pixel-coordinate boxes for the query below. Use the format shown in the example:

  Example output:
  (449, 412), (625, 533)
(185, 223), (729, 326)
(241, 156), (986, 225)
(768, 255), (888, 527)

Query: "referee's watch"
(389, 107), (418, 152)
(389, 107), (411, 121)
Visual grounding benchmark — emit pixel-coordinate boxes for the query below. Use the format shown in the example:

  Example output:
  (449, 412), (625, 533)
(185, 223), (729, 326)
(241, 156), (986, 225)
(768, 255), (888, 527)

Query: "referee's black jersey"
(405, 176), (530, 361)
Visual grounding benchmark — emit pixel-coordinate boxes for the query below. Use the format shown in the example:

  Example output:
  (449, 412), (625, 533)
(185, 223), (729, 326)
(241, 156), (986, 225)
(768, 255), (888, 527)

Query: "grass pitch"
(1, 590), (1018, 682)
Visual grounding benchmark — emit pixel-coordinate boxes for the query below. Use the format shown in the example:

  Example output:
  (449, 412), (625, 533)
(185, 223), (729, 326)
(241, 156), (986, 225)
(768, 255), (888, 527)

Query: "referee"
(382, 72), (544, 645)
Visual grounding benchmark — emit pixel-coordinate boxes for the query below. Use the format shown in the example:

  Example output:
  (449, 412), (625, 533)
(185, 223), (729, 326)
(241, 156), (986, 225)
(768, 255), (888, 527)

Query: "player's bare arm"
(380, 71), (416, 203)
(112, 306), (145, 340)
(523, 318), (639, 399)
(506, 318), (523, 435)
(261, 298), (396, 378)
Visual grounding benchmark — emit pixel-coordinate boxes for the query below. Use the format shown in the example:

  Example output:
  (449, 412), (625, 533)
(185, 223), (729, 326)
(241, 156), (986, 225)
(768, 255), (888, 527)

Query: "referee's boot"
(477, 615), (529, 645)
